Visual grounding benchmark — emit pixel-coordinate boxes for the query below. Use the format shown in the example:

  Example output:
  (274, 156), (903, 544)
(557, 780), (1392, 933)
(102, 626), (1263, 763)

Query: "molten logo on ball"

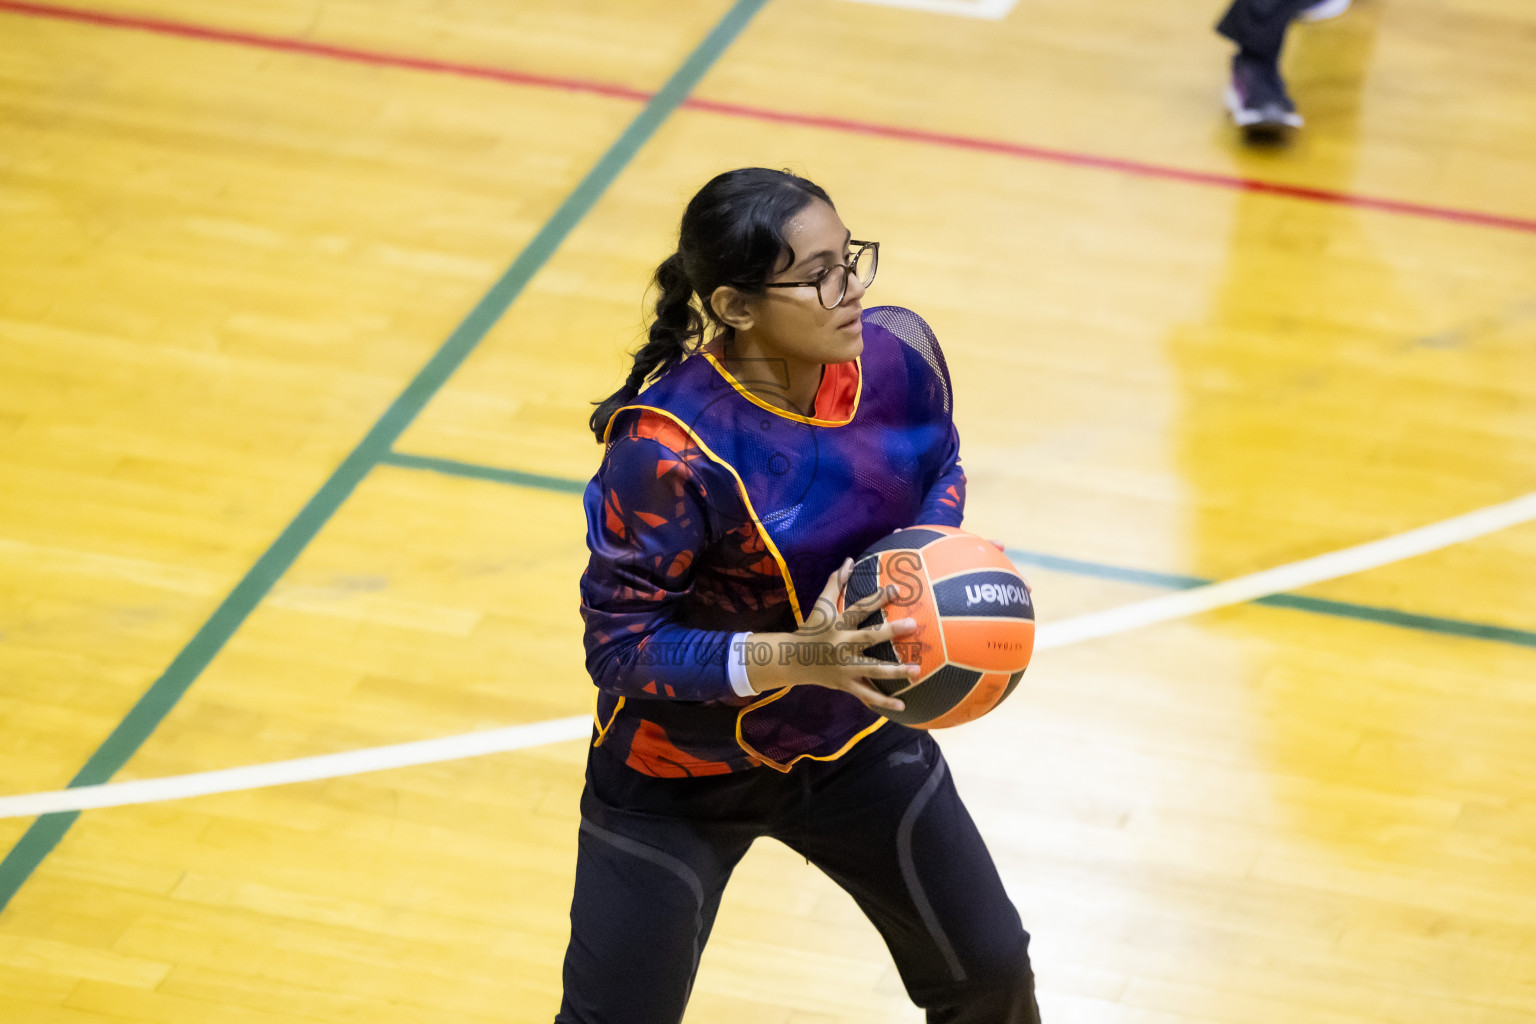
(963, 582), (1030, 608)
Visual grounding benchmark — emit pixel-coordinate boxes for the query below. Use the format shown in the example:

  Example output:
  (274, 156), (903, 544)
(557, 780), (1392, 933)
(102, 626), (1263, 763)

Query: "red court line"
(8, 0), (1536, 237)
(0, 0), (652, 102)
(683, 99), (1536, 235)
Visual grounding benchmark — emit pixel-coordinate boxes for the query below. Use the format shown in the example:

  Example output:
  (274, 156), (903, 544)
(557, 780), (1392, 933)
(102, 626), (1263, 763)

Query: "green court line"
(0, 0), (771, 915)
(379, 450), (588, 494)
(1252, 592), (1536, 648)
(1000, 549), (1208, 591)
(381, 450), (1536, 651)
(1006, 553), (1536, 649)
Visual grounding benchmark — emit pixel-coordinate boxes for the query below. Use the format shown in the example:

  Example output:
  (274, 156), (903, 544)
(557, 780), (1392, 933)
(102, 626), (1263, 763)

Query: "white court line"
(1034, 490), (1536, 650)
(1, 491), (1532, 820)
(837, 0), (1021, 21)
(0, 717), (594, 820)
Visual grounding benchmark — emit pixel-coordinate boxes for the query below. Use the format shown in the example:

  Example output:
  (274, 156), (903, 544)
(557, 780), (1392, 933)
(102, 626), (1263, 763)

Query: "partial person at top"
(1218, 0), (1354, 139)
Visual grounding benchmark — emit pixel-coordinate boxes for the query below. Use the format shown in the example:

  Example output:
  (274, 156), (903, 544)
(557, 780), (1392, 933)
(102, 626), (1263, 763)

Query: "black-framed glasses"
(759, 240), (879, 310)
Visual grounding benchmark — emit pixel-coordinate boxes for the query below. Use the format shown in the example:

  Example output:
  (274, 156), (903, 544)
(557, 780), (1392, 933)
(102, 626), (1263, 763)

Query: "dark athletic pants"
(555, 723), (1041, 1024)
(1217, 0), (1322, 62)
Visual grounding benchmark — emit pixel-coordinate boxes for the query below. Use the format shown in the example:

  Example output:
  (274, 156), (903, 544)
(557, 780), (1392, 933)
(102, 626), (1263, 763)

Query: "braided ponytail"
(588, 168), (836, 442)
(589, 253), (702, 441)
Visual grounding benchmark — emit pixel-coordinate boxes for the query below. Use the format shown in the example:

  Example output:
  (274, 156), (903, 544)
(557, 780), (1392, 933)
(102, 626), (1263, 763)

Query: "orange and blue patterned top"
(580, 306), (965, 776)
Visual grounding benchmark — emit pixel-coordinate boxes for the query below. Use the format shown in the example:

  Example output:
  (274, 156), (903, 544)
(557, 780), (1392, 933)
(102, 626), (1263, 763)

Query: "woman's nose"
(843, 268), (867, 305)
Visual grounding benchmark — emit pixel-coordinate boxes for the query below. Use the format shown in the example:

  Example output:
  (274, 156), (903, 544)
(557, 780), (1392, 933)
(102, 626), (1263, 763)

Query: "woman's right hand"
(744, 558), (918, 713)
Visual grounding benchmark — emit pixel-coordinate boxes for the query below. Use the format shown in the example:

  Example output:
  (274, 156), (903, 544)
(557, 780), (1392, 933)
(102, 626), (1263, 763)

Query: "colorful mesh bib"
(603, 306), (959, 770)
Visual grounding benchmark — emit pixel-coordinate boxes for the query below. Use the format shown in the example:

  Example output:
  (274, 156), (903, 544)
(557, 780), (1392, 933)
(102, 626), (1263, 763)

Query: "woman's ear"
(709, 285), (755, 333)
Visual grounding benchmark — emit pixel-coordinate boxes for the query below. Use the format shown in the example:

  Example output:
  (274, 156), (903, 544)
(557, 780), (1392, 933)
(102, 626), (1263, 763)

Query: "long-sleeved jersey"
(580, 306), (965, 775)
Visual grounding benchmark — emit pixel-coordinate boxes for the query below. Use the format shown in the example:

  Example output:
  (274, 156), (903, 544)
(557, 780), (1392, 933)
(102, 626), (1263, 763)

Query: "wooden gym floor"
(1, 0), (1534, 1021)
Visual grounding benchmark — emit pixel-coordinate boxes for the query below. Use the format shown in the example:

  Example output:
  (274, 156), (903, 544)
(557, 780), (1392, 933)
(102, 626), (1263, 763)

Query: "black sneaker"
(1225, 52), (1303, 138)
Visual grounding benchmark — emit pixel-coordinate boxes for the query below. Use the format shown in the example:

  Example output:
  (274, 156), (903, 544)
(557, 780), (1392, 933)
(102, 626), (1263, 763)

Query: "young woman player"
(558, 167), (1041, 1024)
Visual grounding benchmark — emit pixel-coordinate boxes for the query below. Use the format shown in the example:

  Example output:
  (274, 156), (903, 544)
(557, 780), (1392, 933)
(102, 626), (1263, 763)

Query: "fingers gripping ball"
(838, 526), (1035, 729)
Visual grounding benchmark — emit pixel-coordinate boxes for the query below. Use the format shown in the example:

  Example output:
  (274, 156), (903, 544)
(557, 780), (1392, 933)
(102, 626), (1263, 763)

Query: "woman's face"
(744, 199), (868, 367)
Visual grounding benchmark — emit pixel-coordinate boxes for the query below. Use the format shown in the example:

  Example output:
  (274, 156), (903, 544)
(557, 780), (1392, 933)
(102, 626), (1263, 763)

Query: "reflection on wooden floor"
(1, 0), (1534, 1021)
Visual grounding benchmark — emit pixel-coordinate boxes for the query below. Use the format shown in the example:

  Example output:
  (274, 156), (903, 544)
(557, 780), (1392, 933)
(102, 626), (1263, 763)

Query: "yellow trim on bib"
(592, 694), (625, 747)
(603, 404), (807, 627)
(701, 351), (862, 427)
(735, 690), (888, 773)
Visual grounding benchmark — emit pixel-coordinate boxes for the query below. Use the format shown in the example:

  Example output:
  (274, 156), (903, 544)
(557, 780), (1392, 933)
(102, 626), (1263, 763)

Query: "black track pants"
(555, 724), (1041, 1024)
(1216, 0), (1322, 62)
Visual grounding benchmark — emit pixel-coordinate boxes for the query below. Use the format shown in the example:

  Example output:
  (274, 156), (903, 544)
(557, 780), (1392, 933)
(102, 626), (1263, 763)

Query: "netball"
(841, 525), (1036, 729)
